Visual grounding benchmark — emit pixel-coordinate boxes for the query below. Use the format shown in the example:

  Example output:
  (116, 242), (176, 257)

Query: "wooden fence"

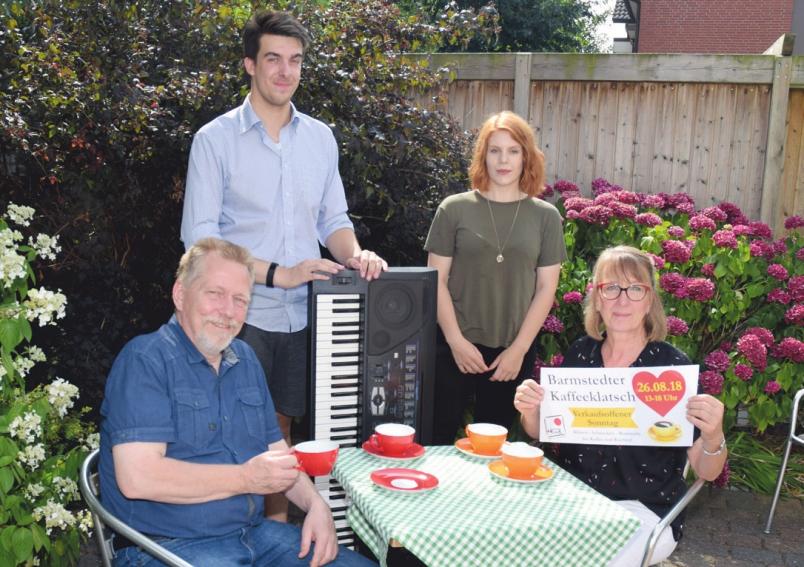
(408, 41), (804, 233)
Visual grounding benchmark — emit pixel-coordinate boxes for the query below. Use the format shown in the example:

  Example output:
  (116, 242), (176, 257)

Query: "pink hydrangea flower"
(750, 241), (773, 259)
(719, 341), (733, 352)
(564, 197), (594, 212)
(767, 263), (789, 281)
(732, 224), (752, 236)
(701, 263), (715, 277)
(609, 202), (637, 219)
(611, 190), (640, 205)
(734, 364), (753, 381)
(649, 253), (665, 270)
(549, 353), (564, 367)
(704, 350), (730, 372)
(662, 240), (692, 264)
(676, 202), (695, 214)
(798, 248), (804, 261)
(773, 239), (787, 255)
(642, 194), (665, 209)
(701, 206), (728, 222)
(591, 178), (612, 195)
(542, 315), (564, 334)
(767, 289), (791, 304)
(713, 229), (737, 249)
(666, 316), (689, 335)
(660, 273), (687, 297)
(689, 215), (716, 232)
(700, 370), (724, 395)
(737, 334), (767, 371)
(562, 291), (584, 304)
(764, 380), (781, 395)
(566, 209), (580, 220)
(541, 184), (554, 198)
(713, 459), (730, 488)
(579, 205), (614, 225)
(784, 304), (804, 325)
(788, 275), (804, 303)
(717, 202), (749, 225)
(745, 327), (774, 347)
(553, 180), (579, 194)
(750, 221), (773, 239)
(770, 337), (804, 363)
(685, 278), (715, 301)
(635, 212), (662, 227)
(784, 215), (804, 230)
(667, 226), (686, 238)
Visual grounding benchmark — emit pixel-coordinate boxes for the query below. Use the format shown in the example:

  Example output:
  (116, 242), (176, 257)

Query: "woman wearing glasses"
(514, 245), (726, 566)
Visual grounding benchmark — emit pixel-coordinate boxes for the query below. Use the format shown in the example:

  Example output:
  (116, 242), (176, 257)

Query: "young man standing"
(181, 11), (386, 521)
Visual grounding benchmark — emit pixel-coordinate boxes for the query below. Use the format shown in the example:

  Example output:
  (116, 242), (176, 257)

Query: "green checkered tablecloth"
(332, 445), (640, 567)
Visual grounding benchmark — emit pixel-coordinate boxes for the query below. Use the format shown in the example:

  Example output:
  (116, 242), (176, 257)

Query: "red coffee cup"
(293, 440), (339, 476)
(369, 423), (415, 456)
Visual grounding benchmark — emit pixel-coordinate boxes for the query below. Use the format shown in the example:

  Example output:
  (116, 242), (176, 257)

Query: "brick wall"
(639, 0), (793, 53)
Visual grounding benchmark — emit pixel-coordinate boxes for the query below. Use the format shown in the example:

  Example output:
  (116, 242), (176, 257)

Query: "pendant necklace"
(485, 195), (522, 263)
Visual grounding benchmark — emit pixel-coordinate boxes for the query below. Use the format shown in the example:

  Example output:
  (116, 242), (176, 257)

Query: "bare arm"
(428, 252), (488, 374)
(489, 263), (561, 381)
(112, 440), (299, 504)
(325, 228), (387, 280)
(686, 394), (728, 481)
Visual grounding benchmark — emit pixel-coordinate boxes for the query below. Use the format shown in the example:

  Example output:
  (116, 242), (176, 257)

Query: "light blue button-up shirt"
(181, 96), (354, 332)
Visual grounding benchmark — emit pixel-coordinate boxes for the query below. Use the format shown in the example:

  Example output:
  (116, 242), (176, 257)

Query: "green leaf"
(0, 319), (23, 351)
(30, 523), (48, 553)
(11, 527), (33, 563)
(0, 526), (14, 553)
(0, 468), (14, 494)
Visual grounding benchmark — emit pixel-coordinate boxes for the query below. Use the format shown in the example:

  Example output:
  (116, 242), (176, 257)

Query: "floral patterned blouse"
(546, 335), (698, 540)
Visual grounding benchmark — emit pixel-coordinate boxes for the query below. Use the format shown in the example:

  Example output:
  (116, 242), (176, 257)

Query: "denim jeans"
(114, 520), (377, 566)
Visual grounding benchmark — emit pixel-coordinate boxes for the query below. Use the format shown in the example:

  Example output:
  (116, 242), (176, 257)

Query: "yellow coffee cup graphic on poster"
(648, 420), (682, 442)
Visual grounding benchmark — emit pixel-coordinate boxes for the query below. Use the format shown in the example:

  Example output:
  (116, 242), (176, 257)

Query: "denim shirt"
(99, 316), (282, 538)
(181, 96), (354, 333)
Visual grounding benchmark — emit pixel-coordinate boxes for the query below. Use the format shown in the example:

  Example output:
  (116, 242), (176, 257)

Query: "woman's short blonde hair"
(583, 246), (667, 342)
(468, 111), (546, 198)
(176, 237), (255, 287)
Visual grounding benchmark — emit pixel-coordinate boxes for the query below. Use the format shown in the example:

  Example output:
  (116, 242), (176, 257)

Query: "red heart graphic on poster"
(632, 370), (686, 416)
(553, 417), (562, 426)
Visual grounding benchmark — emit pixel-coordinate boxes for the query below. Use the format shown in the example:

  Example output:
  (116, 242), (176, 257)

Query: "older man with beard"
(98, 238), (376, 567)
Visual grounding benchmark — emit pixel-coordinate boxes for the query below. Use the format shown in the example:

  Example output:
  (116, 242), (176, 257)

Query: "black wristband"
(266, 262), (278, 288)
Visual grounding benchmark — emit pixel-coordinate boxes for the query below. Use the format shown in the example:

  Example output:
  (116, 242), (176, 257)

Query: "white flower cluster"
(9, 411), (43, 443)
(77, 509), (93, 534)
(29, 233), (62, 261)
(13, 355), (36, 378)
(52, 476), (80, 501)
(81, 432), (100, 452)
(6, 203), (35, 227)
(0, 227), (26, 287)
(46, 378), (79, 418)
(23, 287), (67, 326)
(25, 483), (46, 501)
(32, 500), (77, 535)
(18, 443), (46, 471)
(26, 345), (47, 363)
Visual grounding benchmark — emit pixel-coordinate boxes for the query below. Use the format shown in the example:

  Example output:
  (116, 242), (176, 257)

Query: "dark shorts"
(238, 324), (309, 417)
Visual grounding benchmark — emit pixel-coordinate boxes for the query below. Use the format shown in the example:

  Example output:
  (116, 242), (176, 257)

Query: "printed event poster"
(539, 365), (699, 447)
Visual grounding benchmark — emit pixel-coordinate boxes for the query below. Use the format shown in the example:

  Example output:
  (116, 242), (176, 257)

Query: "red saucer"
(362, 440), (425, 460)
(370, 468), (438, 492)
(454, 437), (503, 459)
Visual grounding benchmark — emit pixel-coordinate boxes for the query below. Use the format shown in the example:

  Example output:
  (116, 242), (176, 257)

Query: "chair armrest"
(79, 452), (193, 567)
(639, 477), (706, 567)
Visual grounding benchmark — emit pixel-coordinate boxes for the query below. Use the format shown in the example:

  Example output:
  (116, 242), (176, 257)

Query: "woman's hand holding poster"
(538, 366), (699, 447)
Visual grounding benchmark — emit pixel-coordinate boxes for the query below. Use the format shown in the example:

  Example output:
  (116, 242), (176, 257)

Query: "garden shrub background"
(0, 5), (803, 561)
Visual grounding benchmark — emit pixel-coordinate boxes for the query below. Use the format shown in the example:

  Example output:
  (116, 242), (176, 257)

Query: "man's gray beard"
(196, 330), (235, 359)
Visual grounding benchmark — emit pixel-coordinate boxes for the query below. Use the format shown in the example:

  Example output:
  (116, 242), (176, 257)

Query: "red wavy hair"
(468, 111), (546, 198)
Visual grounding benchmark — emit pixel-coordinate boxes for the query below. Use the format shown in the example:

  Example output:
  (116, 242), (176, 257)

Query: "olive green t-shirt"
(424, 190), (567, 348)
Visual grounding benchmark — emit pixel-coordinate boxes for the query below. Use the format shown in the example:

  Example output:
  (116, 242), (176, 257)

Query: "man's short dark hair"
(243, 10), (311, 59)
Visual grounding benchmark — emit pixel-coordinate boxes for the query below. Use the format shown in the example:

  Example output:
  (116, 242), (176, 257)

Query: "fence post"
(760, 34), (795, 229)
(514, 53), (532, 120)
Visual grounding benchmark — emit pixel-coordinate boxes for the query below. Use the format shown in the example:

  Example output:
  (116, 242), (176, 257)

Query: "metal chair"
(764, 387), (804, 533)
(639, 463), (706, 567)
(78, 449), (192, 567)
